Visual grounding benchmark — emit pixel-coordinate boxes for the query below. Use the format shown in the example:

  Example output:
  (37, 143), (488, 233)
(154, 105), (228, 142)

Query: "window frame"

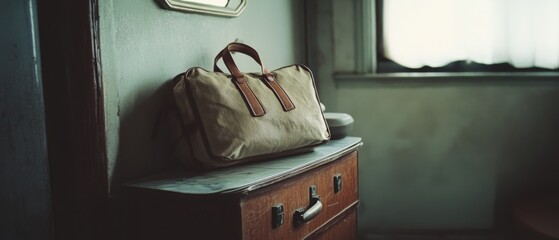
(335, 0), (559, 80)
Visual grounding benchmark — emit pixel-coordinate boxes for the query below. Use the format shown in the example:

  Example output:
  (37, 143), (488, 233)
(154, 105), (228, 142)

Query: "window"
(373, 0), (559, 74)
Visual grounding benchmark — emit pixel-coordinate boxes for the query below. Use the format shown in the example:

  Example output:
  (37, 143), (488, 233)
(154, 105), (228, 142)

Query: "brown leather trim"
(214, 43), (265, 73)
(220, 44), (266, 117)
(222, 48), (244, 79)
(227, 43), (262, 64)
(217, 43), (295, 114)
(262, 73), (295, 111)
(233, 78), (266, 117)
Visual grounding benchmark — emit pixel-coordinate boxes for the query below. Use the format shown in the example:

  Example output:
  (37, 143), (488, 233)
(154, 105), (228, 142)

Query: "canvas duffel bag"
(170, 43), (330, 168)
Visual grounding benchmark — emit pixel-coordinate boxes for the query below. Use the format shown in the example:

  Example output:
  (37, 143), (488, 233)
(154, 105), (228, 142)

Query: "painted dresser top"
(124, 137), (362, 195)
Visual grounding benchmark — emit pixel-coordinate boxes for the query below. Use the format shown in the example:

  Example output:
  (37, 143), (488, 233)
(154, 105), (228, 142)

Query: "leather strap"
(262, 73), (295, 111)
(218, 42), (295, 112)
(221, 45), (246, 80)
(213, 43), (266, 73)
(221, 44), (265, 117)
(233, 79), (266, 117)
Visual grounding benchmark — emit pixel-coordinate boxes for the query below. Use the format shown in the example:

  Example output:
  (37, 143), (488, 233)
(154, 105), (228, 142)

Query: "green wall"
(308, 0), (559, 237)
(96, 0), (559, 237)
(338, 84), (559, 231)
(98, 0), (305, 192)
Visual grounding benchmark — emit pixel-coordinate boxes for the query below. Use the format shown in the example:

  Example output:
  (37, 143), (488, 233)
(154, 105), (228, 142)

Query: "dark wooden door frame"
(38, 0), (110, 238)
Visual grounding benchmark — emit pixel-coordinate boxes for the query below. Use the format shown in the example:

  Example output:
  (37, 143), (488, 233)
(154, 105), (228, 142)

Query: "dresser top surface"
(123, 137), (362, 195)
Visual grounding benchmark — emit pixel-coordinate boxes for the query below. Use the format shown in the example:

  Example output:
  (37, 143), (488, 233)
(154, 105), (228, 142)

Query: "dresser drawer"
(240, 151), (358, 239)
(123, 138), (362, 239)
(313, 209), (357, 240)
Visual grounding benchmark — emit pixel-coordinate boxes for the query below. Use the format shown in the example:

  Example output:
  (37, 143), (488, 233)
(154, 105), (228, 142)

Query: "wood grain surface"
(240, 152), (358, 239)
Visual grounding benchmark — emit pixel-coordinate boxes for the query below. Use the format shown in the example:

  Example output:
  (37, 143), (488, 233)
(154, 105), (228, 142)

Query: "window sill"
(334, 72), (559, 86)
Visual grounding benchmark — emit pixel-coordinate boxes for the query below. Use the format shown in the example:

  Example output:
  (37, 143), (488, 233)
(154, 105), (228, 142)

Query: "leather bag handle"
(217, 43), (295, 112)
(219, 45), (265, 117)
(213, 43), (269, 74)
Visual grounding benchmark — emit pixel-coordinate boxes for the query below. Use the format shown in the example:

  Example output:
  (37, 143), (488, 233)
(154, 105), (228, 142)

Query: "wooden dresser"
(123, 137), (362, 239)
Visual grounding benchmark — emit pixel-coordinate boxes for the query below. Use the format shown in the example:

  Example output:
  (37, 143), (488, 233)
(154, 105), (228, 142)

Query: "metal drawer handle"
(294, 185), (323, 224)
(294, 197), (322, 223)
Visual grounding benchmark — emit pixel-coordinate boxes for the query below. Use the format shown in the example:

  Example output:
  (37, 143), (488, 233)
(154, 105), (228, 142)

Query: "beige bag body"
(171, 43), (330, 168)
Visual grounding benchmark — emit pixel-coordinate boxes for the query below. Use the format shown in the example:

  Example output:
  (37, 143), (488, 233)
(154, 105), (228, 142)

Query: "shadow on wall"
(497, 89), (559, 201)
(491, 88), (559, 239)
(109, 79), (178, 195)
